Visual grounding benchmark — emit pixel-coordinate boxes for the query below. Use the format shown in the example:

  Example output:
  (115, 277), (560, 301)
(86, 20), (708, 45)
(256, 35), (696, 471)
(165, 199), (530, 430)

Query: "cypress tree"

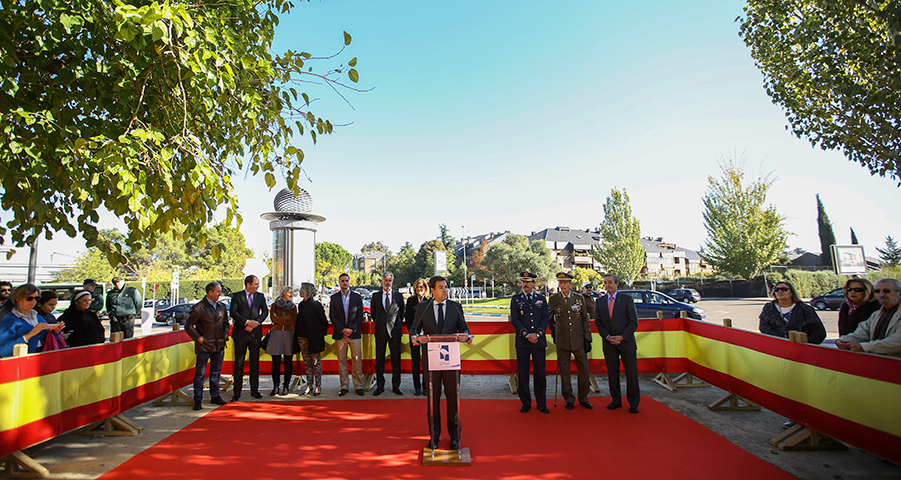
(816, 194), (837, 268)
(850, 228), (858, 245)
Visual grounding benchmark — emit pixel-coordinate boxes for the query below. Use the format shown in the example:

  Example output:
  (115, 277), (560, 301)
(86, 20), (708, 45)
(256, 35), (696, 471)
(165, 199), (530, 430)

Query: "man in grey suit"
(230, 275), (268, 401)
(411, 275), (471, 451)
(594, 273), (640, 413)
(329, 273), (365, 396)
(371, 271), (405, 396)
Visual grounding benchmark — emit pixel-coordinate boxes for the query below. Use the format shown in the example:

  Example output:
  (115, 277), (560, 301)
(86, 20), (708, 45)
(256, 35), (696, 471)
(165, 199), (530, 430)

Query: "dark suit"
(230, 290), (269, 396)
(404, 295), (427, 391)
(329, 290), (365, 390)
(371, 289), (405, 391)
(411, 299), (470, 444)
(594, 292), (640, 408)
(510, 292), (550, 408)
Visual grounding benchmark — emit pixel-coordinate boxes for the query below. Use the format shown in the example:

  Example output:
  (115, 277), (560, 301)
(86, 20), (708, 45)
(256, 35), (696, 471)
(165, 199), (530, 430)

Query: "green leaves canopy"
(739, 1), (901, 182)
(481, 234), (559, 288)
(0, 0), (360, 264)
(591, 188), (644, 285)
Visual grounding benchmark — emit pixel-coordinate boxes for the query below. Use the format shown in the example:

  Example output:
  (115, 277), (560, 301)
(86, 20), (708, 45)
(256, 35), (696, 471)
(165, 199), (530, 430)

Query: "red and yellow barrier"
(1, 317), (898, 464)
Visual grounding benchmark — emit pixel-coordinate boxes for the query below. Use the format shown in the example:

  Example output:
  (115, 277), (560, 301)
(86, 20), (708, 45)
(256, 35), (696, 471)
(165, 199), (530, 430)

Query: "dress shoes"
(393, 387), (404, 395)
(251, 391), (263, 399)
(565, 403), (574, 410)
(538, 406), (550, 414)
(270, 387), (279, 396)
(372, 387), (384, 396)
(607, 402), (622, 410)
(230, 395), (240, 402)
(302, 386), (313, 396)
(520, 404), (531, 413)
(426, 438), (439, 450)
(193, 400), (202, 411)
(629, 406), (639, 414)
(280, 386), (289, 395)
(313, 386), (321, 396)
(355, 389), (365, 396)
(210, 396), (227, 406)
(449, 439), (460, 450)
(580, 401), (594, 410)
(338, 389), (349, 397)
(414, 388), (422, 396)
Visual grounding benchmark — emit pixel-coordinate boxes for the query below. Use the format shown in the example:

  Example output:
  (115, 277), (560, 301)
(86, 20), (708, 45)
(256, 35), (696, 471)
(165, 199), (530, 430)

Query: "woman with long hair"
(759, 281), (826, 344)
(267, 285), (298, 396)
(0, 284), (63, 357)
(404, 278), (430, 396)
(837, 278), (880, 336)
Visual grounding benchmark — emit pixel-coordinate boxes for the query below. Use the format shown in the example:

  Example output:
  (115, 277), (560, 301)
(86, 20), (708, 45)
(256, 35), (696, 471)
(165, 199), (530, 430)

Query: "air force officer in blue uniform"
(510, 272), (550, 413)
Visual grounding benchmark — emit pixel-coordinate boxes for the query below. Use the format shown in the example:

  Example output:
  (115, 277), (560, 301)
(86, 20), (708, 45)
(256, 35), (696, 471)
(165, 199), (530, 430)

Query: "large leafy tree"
(385, 241), (416, 287)
(481, 234), (558, 289)
(591, 188), (644, 285)
(700, 158), (790, 279)
(738, 1), (901, 182)
(1, 0), (362, 263)
(315, 241), (352, 287)
(816, 194), (836, 268)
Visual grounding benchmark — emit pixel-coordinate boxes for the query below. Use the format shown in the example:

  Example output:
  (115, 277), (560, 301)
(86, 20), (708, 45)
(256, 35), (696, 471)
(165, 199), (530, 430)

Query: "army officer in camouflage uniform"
(510, 272), (550, 413)
(549, 272), (593, 410)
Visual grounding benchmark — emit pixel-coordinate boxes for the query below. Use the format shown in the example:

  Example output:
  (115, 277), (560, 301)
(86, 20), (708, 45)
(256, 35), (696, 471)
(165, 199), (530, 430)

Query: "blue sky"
(7, 1), (901, 268)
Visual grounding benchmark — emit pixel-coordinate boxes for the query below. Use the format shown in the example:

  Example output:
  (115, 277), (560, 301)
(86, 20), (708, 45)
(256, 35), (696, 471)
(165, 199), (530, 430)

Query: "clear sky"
(5, 1), (901, 268)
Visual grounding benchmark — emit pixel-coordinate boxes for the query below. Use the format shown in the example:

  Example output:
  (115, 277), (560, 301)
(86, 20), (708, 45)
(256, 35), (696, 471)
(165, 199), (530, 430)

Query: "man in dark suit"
(229, 275), (268, 401)
(510, 271), (550, 414)
(411, 275), (471, 451)
(329, 273), (365, 396)
(594, 273), (640, 413)
(371, 271), (405, 396)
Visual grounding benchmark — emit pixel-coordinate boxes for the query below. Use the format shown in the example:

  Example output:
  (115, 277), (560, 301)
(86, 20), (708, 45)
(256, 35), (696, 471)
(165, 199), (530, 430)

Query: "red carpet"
(101, 397), (793, 480)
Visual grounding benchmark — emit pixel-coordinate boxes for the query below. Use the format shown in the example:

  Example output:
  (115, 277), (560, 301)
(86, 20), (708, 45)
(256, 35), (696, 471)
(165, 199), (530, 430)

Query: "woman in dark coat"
(404, 278), (430, 396)
(60, 291), (105, 348)
(758, 281), (826, 345)
(297, 282), (328, 396)
(837, 278), (880, 336)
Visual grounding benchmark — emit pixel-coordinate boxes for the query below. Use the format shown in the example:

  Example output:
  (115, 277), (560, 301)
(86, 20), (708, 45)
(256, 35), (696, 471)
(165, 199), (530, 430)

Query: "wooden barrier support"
(708, 392), (761, 411)
(289, 376), (307, 393)
(722, 318), (732, 328)
(653, 310), (709, 392)
(172, 323), (180, 331)
(80, 415), (144, 437)
(770, 424), (848, 452)
(110, 332), (124, 343)
(509, 374), (518, 394)
(12, 344), (29, 358)
(1, 451), (49, 479)
(151, 389), (194, 407)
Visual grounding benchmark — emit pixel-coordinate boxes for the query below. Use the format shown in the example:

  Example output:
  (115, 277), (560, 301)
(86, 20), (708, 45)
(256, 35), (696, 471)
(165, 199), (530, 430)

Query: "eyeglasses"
(773, 287), (790, 292)
(0, 288), (10, 293)
(845, 287), (866, 293)
(25, 295), (39, 301)
(874, 289), (898, 294)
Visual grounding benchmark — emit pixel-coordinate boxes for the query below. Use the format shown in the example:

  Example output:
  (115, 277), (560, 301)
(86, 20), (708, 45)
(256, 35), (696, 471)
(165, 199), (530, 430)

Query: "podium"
(415, 334), (473, 466)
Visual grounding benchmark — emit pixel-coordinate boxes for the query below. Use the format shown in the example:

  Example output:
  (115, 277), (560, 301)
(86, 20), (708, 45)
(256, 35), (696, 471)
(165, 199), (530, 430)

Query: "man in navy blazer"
(230, 275), (268, 401)
(370, 271), (405, 396)
(329, 273), (365, 396)
(411, 275), (471, 450)
(594, 273), (641, 413)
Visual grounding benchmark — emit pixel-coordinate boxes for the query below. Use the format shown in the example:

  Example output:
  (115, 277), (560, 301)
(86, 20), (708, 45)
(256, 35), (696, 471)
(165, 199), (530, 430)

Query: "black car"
(155, 303), (195, 326)
(667, 288), (701, 303)
(618, 290), (705, 320)
(810, 288), (845, 311)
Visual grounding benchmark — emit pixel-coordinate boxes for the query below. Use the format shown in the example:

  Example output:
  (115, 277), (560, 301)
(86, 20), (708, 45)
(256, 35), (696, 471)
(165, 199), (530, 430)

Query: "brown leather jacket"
(185, 299), (230, 353)
(269, 301), (297, 333)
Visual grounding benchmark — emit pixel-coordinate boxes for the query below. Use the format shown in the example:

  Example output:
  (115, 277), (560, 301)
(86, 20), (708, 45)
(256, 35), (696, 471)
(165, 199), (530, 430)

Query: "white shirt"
(433, 300), (446, 327)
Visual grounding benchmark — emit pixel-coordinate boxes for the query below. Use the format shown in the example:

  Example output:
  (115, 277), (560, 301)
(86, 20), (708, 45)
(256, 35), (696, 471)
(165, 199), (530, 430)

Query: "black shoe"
(210, 396), (227, 406)
(565, 403), (574, 410)
(355, 389), (365, 396)
(629, 406), (639, 414)
(313, 386), (321, 396)
(607, 402), (622, 410)
(449, 439), (460, 450)
(251, 391), (263, 399)
(414, 388), (422, 396)
(782, 420), (796, 429)
(193, 400), (202, 411)
(302, 386), (313, 396)
(520, 404), (530, 413)
(538, 406), (550, 414)
(393, 387), (404, 395)
(426, 439), (439, 450)
(270, 387), (278, 396)
(373, 387), (384, 396)
(230, 395), (240, 402)
(338, 389), (348, 397)
(580, 401), (594, 410)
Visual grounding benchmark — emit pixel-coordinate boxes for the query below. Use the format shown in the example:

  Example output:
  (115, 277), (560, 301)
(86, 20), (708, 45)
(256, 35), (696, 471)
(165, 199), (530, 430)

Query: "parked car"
(618, 290), (705, 320)
(145, 297), (188, 311)
(667, 288), (701, 303)
(355, 288), (373, 300)
(810, 288), (845, 311)
(155, 303), (194, 326)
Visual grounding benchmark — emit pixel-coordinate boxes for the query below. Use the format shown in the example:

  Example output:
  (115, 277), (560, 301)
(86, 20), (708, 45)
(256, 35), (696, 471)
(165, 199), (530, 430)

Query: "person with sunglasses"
(837, 279), (880, 336)
(836, 278), (901, 357)
(758, 281), (826, 345)
(0, 284), (64, 357)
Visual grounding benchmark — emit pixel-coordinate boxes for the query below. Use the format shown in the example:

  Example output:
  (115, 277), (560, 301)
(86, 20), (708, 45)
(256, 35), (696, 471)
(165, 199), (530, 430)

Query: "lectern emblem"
(439, 344), (450, 361)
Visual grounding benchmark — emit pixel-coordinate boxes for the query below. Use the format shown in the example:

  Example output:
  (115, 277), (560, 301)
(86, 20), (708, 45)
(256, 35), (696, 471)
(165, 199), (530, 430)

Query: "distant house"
(454, 231), (510, 268)
(641, 237), (712, 278)
(353, 251), (386, 274)
(527, 227), (603, 272)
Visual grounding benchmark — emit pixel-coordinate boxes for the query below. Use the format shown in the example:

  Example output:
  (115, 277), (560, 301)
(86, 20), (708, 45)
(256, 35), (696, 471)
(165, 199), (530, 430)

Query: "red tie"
(608, 296), (614, 318)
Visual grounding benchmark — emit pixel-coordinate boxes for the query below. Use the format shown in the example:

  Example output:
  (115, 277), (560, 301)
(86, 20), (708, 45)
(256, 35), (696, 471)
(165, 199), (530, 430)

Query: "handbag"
(261, 329), (271, 351)
(41, 331), (67, 352)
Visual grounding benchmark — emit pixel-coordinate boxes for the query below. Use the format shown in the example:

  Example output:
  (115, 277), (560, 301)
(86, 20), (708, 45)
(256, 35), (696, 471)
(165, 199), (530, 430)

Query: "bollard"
(172, 323), (180, 331)
(723, 318), (732, 328)
(12, 344), (29, 357)
(110, 332), (124, 343)
(656, 311), (664, 320)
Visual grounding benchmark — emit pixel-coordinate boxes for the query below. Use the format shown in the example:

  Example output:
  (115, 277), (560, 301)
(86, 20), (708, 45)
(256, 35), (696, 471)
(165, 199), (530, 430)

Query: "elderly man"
(185, 282), (230, 410)
(836, 278), (901, 357)
(549, 272), (593, 410)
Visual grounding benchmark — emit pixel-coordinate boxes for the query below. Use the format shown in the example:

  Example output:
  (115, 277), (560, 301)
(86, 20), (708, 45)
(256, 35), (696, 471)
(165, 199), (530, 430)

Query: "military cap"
(111, 276), (124, 284)
(555, 272), (574, 282)
(519, 272), (537, 282)
(83, 278), (97, 286)
(582, 281), (593, 288)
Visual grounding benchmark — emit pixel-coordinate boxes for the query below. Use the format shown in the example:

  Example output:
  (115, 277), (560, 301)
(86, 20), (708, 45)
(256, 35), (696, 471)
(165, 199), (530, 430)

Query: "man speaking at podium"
(411, 275), (471, 450)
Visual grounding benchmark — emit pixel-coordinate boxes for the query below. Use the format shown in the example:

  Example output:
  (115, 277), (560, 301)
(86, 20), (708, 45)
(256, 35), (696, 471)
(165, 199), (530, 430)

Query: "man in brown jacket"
(185, 281), (230, 410)
(549, 272), (593, 410)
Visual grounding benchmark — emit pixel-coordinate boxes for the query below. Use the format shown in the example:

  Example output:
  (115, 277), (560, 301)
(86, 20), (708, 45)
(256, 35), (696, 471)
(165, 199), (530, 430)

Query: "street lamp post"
(461, 226), (468, 307)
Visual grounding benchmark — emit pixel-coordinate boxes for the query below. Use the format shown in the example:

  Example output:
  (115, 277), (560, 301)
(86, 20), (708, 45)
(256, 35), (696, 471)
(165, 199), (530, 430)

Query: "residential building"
(527, 227), (603, 272)
(353, 251), (386, 274)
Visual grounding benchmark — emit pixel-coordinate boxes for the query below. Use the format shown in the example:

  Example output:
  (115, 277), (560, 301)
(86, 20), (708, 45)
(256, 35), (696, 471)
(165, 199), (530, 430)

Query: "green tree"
(571, 267), (603, 289)
(481, 234), (558, 288)
(439, 224), (455, 251)
(1, 0), (363, 263)
(738, 1), (901, 182)
(184, 222), (253, 278)
(361, 241), (392, 255)
(700, 157), (790, 280)
(386, 242), (417, 287)
(816, 194), (837, 268)
(315, 242), (353, 287)
(851, 227), (859, 245)
(591, 188), (644, 285)
(876, 236), (901, 267)
(51, 247), (125, 283)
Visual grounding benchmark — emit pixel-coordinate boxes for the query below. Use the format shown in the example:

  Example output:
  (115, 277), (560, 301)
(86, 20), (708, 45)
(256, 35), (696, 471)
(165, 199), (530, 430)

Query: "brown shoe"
(338, 389), (348, 397)
(355, 389), (365, 396)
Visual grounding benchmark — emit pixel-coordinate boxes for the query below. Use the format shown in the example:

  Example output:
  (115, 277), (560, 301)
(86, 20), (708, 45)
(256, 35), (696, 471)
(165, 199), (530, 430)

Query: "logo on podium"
(428, 343), (461, 371)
